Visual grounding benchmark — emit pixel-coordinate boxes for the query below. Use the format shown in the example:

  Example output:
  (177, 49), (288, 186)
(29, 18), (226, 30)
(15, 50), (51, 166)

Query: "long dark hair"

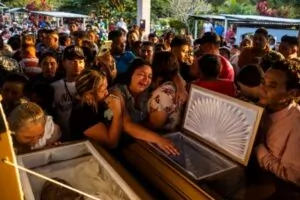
(121, 58), (151, 85)
(151, 51), (179, 83)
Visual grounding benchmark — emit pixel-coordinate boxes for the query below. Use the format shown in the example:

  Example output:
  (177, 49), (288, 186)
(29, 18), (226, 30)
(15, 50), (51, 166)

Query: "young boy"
(193, 54), (235, 97)
(51, 45), (85, 141)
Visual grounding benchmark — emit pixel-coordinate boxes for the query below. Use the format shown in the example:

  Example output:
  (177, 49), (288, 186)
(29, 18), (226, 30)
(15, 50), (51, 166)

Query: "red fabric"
(219, 55), (235, 81)
(193, 79), (236, 97)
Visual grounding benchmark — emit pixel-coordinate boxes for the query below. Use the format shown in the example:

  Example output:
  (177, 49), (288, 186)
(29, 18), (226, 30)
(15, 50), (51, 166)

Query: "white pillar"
(137, 0), (151, 37)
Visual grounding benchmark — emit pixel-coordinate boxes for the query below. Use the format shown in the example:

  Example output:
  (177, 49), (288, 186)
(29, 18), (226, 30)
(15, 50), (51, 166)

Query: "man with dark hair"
(238, 27), (276, 68)
(108, 30), (135, 80)
(140, 41), (155, 64)
(170, 36), (191, 64)
(193, 54), (235, 96)
(198, 32), (235, 81)
(194, 54), (235, 96)
(43, 29), (65, 62)
(235, 64), (264, 103)
(279, 35), (299, 59)
(256, 59), (300, 187)
(170, 36), (193, 81)
(148, 33), (158, 44)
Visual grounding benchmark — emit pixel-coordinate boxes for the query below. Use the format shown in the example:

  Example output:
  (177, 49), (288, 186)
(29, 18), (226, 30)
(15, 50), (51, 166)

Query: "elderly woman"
(8, 102), (61, 154)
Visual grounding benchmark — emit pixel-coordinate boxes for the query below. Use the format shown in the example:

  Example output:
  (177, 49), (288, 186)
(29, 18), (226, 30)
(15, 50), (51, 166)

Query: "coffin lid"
(182, 85), (264, 166)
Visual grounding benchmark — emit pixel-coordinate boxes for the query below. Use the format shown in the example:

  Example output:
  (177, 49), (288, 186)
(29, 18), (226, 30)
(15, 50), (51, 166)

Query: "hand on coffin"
(155, 136), (180, 156)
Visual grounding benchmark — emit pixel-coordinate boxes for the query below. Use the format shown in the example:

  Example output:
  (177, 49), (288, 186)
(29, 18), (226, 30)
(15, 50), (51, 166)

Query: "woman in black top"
(69, 69), (122, 148)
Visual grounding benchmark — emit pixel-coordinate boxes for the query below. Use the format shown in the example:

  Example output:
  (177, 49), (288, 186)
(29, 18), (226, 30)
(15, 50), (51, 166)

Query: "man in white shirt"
(51, 45), (85, 141)
(116, 17), (128, 33)
(202, 19), (213, 33)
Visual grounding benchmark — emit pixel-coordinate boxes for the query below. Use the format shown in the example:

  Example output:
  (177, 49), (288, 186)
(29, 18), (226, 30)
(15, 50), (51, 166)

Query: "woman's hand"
(105, 94), (122, 117)
(155, 136), (180, 156)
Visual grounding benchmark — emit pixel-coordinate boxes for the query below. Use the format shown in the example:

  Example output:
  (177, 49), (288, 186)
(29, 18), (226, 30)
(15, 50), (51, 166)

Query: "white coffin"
(17, 141), (142, 200)
(121, 85), (265, 199)
(150, 85), (264, 181)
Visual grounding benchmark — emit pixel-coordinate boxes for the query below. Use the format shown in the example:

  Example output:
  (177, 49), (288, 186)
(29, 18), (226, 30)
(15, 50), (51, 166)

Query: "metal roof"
(30, 11), (88, 18)
(189, 14), (300, 25)
(6, 8), (28, 13)
(222, 14), (300, 24)
(0, 2), (8, 8)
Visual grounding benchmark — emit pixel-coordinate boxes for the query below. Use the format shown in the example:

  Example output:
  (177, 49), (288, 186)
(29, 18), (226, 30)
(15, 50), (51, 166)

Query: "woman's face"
(129, 65), (152, 94)
(96, 78), (109, 101)
(15, 122), (45, 146)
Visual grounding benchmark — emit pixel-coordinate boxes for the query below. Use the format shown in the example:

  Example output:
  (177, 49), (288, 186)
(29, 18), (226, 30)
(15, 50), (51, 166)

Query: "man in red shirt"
(193, 54), (235, 97)
(196, 32), (235, 81)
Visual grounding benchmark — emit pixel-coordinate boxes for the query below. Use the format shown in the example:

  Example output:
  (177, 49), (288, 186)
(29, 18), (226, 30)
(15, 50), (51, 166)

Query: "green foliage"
(168, 19), (187, 30)
(217, 0), (257, 14)
(2, 0), (29, 7)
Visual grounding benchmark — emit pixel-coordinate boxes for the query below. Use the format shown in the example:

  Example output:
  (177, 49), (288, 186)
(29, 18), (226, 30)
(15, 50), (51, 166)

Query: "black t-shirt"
(69, 100), (112, 141)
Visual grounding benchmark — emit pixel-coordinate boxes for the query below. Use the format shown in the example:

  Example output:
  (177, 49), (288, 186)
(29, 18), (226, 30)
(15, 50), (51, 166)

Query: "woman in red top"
(193, 54), (235, 97)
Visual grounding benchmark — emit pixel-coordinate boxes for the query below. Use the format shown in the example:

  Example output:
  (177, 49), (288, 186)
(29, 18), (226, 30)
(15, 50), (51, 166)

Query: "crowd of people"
(0, 18), (300, 197)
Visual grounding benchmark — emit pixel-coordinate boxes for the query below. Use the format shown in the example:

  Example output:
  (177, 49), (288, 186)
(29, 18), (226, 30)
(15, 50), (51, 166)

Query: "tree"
(219, 0), (257, 14)
(168, 0), (212, 26)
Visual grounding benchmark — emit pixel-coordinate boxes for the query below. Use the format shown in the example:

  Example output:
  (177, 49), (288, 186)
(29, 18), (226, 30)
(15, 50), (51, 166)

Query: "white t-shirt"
(51, 79), (76, 140)
(203, 22), (213, 33)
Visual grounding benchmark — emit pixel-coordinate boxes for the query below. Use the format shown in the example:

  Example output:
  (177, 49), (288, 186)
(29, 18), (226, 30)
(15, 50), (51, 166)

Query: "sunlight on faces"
(253, 33), (268, 50)
(128, 32), (139, 44)
(63, 58), (85, 77)
(129, 65), (152, 94)
(149, 36), (158, 44)
(15, 122), (45, 146)
(46, 34), (58, 48)
(88, 32), (97, 43)
(41, 56), (58, 78)
(278, 42), (296, 58)
(141, 45), (154, 63)
(95, 77), (109, 102)
(112, 35), (126, 54)
(1, 82), (24, 105)
(259, 68), (291, 106)
(173, 45), (190, 63)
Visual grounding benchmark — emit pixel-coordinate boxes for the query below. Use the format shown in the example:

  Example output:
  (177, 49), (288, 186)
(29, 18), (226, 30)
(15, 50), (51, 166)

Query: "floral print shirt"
(148, 82), (183, 131)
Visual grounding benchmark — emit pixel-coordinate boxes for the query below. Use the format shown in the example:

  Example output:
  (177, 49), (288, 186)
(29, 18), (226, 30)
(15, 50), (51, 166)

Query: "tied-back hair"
(8, 102), (46, 134)
(75, 69), (107, 112)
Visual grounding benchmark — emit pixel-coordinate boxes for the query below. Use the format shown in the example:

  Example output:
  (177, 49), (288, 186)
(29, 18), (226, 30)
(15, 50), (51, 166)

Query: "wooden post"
(298, 25), (300, 57)
(0, 101), (23, 200)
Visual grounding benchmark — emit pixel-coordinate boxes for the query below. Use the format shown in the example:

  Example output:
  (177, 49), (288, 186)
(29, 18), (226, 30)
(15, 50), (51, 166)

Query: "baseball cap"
(198, 32), (221, 45)
(63, 45), (85, 60)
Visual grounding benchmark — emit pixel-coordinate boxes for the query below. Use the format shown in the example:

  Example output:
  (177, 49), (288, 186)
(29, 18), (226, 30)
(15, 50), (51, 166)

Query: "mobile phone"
(98, 40), (112, 57)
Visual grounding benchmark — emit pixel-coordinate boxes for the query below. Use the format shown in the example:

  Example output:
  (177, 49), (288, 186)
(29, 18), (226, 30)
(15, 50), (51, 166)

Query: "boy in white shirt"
(51, 45), (85, 141)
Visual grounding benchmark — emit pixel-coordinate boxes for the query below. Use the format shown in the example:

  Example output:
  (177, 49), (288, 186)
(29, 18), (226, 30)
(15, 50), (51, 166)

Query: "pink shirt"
(257, 102), (300, 186)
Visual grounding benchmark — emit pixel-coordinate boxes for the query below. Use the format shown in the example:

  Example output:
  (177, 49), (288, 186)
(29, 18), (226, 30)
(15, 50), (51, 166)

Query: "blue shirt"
(113, 51), (135, 74)
(215, 25), (224, 37)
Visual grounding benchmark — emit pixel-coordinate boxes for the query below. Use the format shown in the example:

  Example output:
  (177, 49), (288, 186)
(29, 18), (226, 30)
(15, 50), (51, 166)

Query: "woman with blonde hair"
(8, 102), (61, 154)
(69, 69), (123, 148)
